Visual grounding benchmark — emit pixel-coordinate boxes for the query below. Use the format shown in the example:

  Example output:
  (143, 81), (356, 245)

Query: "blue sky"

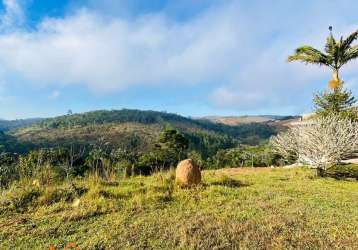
(1, 0), (358, 119)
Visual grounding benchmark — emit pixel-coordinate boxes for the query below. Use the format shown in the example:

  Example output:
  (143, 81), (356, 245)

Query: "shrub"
(0, 165), (18, 188)
(271, 116), (358, 176)
(325, 164), (358, 179)
(0, 184), (40, 212)
(135, 153), (161, 175)
(0, 153), (19, 188)
(207, 145), (280, 169)
(34, 164), (66, 186)
(115, 160), (133, 178)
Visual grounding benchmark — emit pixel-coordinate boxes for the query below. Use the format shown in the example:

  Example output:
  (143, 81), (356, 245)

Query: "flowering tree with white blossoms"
(270, 116), (358, 176)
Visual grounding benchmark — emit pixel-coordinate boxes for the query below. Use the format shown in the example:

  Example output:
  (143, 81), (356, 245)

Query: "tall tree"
(288, 27), (358, 90)
(155, 128), (189, 167)
(314, 88), (356, 120)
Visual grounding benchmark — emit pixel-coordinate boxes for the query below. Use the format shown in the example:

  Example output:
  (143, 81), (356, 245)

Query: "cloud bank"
(0, 2), (244, 92)
(0, 0), (358, 114)
(0, 0), (25, 29)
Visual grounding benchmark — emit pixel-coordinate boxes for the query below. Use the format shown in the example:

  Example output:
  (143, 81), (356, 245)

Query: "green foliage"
(0, 184), (41, 213)
(110, 148), (138, 177)
(325, 164), (358, 179)
(0, 131), (32, 153)
(38, 183), (86, 206)
(156, 128), (189, 164)
(0, 118), (43, 131)
(288, 28), (358, 74)
(17, 148), (68, 179)
(185, 131), (237, 159)
(135, 129), (189, 175)
(314, 88), (357, 119)
(208, 145), (282, 169)
(0, 109), (282, 186)
(27, 109), (276, 146)
(136, 152), (160, 175)
(0, 153), (18, 188)
(10, 110), (278, 170)
(187, 150), (204, 167)
(39, 109), (181, 128)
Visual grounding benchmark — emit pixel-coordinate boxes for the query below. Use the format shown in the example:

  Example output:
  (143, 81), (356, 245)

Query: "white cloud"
(0, 0), (25, 29)
(0, 4), (246, 93)
(0, 0), (358, 114)
(49, 90), (61, 99)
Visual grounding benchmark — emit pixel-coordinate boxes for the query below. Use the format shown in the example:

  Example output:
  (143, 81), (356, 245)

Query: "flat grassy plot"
(0, 167), (357, 249)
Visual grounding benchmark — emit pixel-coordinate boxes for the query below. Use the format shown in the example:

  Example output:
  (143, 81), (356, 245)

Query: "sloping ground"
(200, 115), (301, 127)
(1, 167), (357, 249)
(0, 118), (44, 131)
(6, 110), (280, 153)
(200, 116), (277, 125)
(12, 122), (161, 152)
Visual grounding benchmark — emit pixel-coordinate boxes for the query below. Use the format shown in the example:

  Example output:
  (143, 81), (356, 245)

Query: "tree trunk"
(329, 69), (342, 90)
(316, 168), (325, 177)
(332, 69), (339, 81)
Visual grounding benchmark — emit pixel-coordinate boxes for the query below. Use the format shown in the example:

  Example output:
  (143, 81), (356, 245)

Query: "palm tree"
(288, 27), (358, 90)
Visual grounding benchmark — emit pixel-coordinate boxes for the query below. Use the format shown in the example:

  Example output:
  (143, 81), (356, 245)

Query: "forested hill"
(34, 109), (279, 142)
(4, 109), (281, 157)
(0, 118), (43, 131)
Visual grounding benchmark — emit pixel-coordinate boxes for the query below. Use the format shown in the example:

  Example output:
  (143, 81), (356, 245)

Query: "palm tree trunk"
(332, 69), (339, 81)
(329, 68), (342, 91)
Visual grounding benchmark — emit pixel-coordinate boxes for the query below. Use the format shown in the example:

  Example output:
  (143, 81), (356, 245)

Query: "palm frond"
(325, 34), (336, 55)
(288, 46), (332, 66)
(342, 45), (358, 63)
(341, 29), (358, 50)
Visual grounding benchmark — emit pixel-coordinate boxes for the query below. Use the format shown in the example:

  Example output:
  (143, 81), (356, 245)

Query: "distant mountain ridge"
(199, 115), (301, 126)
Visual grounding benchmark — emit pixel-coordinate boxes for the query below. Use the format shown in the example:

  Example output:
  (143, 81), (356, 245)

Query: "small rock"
(72, 198), (81, 208)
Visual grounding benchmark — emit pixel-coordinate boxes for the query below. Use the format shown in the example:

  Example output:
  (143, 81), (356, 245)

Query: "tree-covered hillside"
(6, 110), (279, 152)
(0, 118), (43, 131)
(0, 109), (281, 171)
(32, 109), (278, 144)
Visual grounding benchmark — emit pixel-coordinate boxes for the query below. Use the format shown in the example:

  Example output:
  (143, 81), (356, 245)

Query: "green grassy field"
(1, 167), (357, 249)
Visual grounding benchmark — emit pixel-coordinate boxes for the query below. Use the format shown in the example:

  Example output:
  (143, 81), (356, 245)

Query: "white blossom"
(270, 116), (358, 170)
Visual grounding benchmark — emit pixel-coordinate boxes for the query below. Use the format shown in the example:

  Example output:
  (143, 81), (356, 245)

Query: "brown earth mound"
(175, 159), (201, 186)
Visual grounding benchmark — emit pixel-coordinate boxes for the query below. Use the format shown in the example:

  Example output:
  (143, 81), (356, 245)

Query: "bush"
(325, 164), (358, 179)
(271, 116), (358, 175)
(135, 153), (157, 175)
(207, 145), (280, 169)
(0, 164), (18, 188)
(34, 164), (66, 186)
(0, 153), (19, 187)
(115, 160), (133, 177)
(0, 184), (41, 212)
(187, 151), (203, 168)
